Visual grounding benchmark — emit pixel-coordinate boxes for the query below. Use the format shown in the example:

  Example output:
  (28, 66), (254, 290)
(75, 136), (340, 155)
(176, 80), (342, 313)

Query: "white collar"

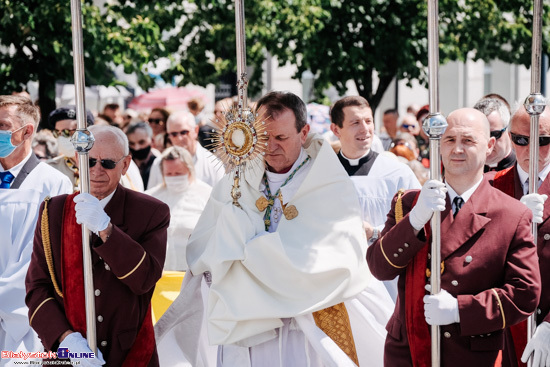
(0, 150), (32, 178)
(99, 189), (116, 209)
(339, 149), (371, 166)
(516, 163), (550, 189)
(445, 176), (483, 204)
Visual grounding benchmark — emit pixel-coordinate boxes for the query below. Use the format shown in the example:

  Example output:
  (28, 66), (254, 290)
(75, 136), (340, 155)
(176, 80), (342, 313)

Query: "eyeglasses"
(390, 141), (414, 151)
(490, 127), (507, 140)
(148, 118), (165, 125)
(53, 129), (76, 138)
(169, 130), (190, 138)
(401, 123), (417, 129)
(89, 156), (125, 170)
(510, 132), (550, 147)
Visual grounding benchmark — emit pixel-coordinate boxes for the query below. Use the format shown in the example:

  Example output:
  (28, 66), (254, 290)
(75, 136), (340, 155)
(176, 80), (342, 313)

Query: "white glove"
(423, 289), (460, 325)
(59, 332), (105, 366)
(521, 321), (550, 366)
(520, 193), (548, 224)
(74, 193), (111, 235)
(409, 179), (447, 231)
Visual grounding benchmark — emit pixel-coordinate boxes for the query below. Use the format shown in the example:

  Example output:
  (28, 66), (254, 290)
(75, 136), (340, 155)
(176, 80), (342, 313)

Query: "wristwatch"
(369, 228), (380, 244)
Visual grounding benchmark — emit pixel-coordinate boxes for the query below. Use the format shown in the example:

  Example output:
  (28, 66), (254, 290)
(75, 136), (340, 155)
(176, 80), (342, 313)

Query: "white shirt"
(517, 163), (550, 194)
(340, 149), (371, 166)
(446, 177), (484, 209)
(0, 151), (32, 177)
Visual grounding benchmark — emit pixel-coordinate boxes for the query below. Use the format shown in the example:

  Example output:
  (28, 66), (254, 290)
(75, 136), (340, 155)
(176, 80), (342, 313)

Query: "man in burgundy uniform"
(367, 108), (541, 366)
(25, 125), (169, 366)
(492, 105), (550, 367)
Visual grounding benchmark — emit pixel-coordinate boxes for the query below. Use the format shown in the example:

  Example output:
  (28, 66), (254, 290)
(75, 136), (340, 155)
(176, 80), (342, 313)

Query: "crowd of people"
(0, 88), (548, 367)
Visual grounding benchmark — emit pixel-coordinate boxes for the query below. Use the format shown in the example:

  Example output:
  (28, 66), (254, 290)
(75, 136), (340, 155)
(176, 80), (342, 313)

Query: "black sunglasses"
(148, 118), (165, 125)
(490, 127), (507, 140)
(53, 129), (76, 138)
(89, 157), (125, 169)
(510, 132), (550, 147)
(169, 130), (190, 138)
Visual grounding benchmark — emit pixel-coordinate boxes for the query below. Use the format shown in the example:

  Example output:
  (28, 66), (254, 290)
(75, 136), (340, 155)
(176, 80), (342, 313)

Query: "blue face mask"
(0, 125), (26, 158)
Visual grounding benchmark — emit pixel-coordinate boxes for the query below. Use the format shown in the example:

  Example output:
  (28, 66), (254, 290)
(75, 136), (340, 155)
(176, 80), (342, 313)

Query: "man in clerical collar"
(330, 96), (419, 286)
(155, 91), (393, 367)
(26, 125), (170, 366)
(492, 104), (550, 366)
(367, 108), (540, 367)
(473, 96), (516, 173)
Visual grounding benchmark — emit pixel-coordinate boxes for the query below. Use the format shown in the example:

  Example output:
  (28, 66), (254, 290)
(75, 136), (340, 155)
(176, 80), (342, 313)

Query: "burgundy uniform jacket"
(366, 178), (541, 367)
(25, 185), (169, 366)
(492, 165), (550, 326)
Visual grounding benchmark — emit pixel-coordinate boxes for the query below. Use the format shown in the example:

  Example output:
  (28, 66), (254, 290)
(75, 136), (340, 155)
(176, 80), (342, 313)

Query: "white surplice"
(146, 179), (212, 271)
(0, 162), (72, 365)
(155, 134), (393, 367)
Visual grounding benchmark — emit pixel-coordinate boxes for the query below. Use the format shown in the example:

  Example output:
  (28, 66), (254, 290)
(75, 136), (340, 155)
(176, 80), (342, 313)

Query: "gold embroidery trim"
(117, 251), (146, 280)
(395, 188), (406, 223)
(380, 238), (406, 269)
(41, 197), (63, 298)
(491, 288), (506, 329)
(30, 297), (54, 326)
(313, 302), (359, 366)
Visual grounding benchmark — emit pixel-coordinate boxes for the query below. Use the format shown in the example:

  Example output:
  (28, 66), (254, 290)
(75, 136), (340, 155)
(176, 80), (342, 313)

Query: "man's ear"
(330, 123), (341, 139)
(121, 155), (132, 176)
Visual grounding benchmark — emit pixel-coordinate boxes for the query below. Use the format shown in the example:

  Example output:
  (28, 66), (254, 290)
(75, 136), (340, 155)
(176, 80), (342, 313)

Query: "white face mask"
(164, 174), (190, 192)
(57, 136), (75, 157)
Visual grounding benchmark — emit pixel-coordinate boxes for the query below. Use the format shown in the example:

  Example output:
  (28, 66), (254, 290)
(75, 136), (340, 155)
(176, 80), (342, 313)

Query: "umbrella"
(127, 86), (207, 111)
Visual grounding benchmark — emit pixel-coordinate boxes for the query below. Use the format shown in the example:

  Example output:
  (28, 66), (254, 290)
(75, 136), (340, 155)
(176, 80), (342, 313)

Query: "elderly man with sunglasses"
(26, 125), (170, 366)
(147, 111), (223, 189)
(473, 97), (516, 173)
(492, 105), (550, 367)
(0, 96), (72, 363)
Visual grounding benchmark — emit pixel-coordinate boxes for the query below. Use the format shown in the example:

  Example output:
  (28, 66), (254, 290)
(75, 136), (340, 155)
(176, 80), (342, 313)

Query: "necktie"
(453, 196), (464, 217)
(524, 177), (542, 195)
(0, 171), (14, 188)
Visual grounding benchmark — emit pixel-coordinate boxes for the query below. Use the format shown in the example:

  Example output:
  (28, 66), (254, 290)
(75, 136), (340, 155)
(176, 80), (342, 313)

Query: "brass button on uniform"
(95, 289), (101, 296)
(444, 332), (451, 338)
(104, 263), (111, 271)
(393, 253), (399, 258)
(451, 280), (458, 286)
(101, 341), (107, 347)
(398, 248), (404, 253)
(544, 234), (550, 241)
(97, 315), (103, 322)
(404, 243), (409, 248)
(465, 256), (473, 263)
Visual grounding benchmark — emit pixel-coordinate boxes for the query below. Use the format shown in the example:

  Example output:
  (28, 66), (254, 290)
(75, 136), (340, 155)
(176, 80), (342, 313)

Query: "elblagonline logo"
(2, 348), (97, 361)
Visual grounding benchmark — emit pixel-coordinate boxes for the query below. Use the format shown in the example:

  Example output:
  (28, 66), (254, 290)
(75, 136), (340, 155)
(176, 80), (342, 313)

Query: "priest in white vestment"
(0, 96), (72, 366)
(155, 92), (392, 367)
(330, 96), (420, 301)
(146, 146), (212, 271)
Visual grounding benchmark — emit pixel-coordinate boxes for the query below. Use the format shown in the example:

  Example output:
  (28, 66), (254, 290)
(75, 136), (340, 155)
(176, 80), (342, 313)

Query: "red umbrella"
(127, 87), (207, 111)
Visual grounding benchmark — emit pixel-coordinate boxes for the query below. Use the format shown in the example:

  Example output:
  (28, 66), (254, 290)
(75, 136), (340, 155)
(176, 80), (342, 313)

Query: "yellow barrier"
(151, 271), (185, 324)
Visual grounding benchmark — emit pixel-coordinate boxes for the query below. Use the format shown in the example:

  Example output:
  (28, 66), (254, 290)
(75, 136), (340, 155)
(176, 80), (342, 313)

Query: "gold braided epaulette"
(41, 197), (63, 298)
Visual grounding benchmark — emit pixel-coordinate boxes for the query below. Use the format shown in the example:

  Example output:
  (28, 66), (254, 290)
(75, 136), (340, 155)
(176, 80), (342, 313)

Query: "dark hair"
(126, 121), (153, 138)
(255, 91), (307, 132)
(103, 103), (120, 111)
(384, 108), (399, 116)
(150, 107), (170, 122)
(330, 96), (371, 128)
(0, 95), (41, 127)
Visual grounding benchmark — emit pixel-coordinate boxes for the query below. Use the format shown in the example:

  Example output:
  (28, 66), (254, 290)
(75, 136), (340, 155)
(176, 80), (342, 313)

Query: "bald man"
(493, 105), (550, 367)
(367, 108), (541, 366)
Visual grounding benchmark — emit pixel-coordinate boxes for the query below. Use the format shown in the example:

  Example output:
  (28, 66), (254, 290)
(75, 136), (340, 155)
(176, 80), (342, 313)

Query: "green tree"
(0, 0), (175, 125)
(164, 0), (550, 113)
